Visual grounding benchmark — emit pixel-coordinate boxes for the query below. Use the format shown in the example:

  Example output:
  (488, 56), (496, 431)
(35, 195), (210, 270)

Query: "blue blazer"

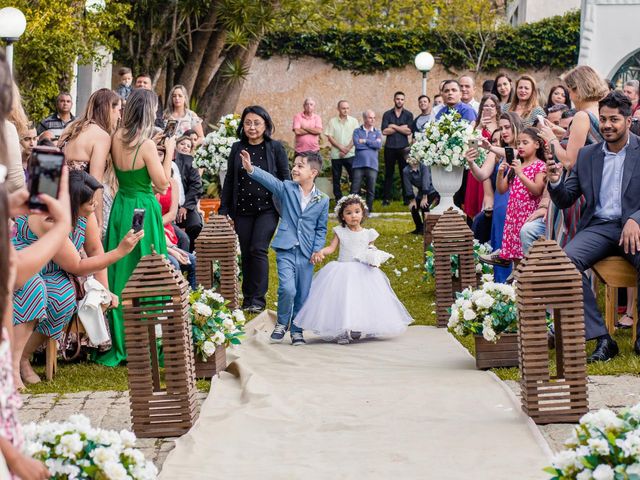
(549, 133), (640, 231)
(248, 167), (329, 258)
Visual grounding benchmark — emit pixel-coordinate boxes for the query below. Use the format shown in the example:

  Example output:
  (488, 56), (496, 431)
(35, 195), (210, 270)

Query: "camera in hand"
(131, 209), (146, 233)
(504, 147), (515, 165)
(27, 146), (65, 212)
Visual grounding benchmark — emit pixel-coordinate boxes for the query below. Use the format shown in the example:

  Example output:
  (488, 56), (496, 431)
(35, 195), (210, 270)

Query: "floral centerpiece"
(194, 113), (240, 198)
(424, 239), (493, 280)
(190, 287), (245, 362)
(545, 404), (640, 479)
(447, 276), (518, 343)
(23, 414), (157, 479)
(410, 111), (487, 213)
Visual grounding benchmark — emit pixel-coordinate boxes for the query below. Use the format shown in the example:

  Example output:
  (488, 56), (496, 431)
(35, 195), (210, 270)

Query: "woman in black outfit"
(220, 106), (290, 313)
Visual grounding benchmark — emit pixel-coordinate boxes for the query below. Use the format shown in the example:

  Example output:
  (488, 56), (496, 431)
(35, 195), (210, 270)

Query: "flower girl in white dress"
(294, 194), (412, 344)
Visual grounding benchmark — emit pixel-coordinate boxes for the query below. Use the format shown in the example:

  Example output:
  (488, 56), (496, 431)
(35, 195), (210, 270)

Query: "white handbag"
(77, 276), (111, 346)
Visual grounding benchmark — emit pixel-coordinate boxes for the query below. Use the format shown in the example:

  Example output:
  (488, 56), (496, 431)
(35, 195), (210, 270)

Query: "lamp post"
(0, 7), (27, 74)
(414, 51), (435, 96)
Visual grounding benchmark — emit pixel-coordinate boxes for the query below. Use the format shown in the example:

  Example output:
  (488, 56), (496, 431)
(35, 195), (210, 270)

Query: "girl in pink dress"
(497, 127), (547, 266)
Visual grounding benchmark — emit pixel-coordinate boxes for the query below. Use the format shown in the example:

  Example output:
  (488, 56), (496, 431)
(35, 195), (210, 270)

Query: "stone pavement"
(17, 375), (640, 471)
(18, 390), (208, 471)
(505, 375), (640, 453)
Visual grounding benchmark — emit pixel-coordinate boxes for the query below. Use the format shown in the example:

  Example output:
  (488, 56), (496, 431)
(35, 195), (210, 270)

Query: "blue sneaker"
(291, 332), (306, 346)
(270, 324), (287, 343)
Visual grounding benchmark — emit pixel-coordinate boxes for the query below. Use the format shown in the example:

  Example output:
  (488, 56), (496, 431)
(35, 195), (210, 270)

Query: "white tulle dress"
(293, 226), (413, 338)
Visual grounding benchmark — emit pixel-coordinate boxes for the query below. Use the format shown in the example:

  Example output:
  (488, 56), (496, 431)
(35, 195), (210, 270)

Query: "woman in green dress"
(95, 89), (175, 366)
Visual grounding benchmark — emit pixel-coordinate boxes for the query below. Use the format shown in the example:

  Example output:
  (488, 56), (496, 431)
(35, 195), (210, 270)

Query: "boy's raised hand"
(240, 150), (253, 173)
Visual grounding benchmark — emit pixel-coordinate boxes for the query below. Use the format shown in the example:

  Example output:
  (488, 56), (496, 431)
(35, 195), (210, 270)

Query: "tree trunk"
(193, 28), (228, 100)
(200, 40), (259, 131)
(177, 4), (219, 94)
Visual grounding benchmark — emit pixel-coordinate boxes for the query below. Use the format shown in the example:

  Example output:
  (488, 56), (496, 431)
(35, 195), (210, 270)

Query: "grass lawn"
(25, 214), (639, 394)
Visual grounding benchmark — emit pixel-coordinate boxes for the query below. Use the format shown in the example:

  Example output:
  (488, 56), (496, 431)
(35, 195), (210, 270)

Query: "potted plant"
(424, 239), (493, 294)
(190, 287), (245, 379)
(23, 414), (157, 479)
(545, 403), (640, 479)
(409, 112), (486, 214)
(447, 276), (519, 369)
(194, 113), (241, 219)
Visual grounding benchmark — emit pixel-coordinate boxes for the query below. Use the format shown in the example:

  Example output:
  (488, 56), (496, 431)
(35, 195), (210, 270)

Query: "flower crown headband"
(334, 193), (368, 216)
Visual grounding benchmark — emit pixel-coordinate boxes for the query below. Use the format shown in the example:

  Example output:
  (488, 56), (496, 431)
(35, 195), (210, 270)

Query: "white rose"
(462, 309), (476, 321)
(592, 464), (614, 480)
(203, 340), (216, 356)
(91, 446), (119, 466)
(482, 325), (496, 342)
(232, 309), (246, 325)
(587, 437), (610, 456)
(102, 461), (129, 480)
(119, 429), (136, 448)
(193, 302), (212, 317)
(626, 464), (640, 475)
(222, 318), (235, 330)
(213, 331), (226, 345)
(551, 450), (582, 472)
(576, 470), (592, 480)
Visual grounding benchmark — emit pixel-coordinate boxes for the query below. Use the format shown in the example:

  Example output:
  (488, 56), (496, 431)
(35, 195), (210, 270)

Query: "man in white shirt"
(325, 100), (359, 200)
(459, 75), (480, 114)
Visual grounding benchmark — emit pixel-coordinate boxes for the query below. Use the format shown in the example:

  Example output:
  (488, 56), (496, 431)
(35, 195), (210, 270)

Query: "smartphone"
(504, 147), (515, 165)
(549, 142), (560, 164)
(468, 138), (479, 151)
(163, 120), (177, 139)
(132, 209), (146, 233)
(27, 146), (65, 212)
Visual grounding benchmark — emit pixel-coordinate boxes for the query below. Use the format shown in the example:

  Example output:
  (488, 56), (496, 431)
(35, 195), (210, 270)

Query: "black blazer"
(549, 133), (640, 231)
(219, 138), (291, 219)
(174, 152), (203, 211)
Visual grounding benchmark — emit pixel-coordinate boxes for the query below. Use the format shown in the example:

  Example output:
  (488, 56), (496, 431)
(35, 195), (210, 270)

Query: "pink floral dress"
(500, 159), (547, 260)
(0, 328), (23, 453)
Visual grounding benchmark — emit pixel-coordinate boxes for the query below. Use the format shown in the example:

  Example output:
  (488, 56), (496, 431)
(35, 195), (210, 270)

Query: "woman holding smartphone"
(95, 88), (174, 367)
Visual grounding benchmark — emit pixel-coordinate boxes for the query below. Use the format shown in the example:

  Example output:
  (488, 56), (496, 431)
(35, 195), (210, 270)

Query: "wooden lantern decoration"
(515, 238), (588, 424)
(195, 214), (239, 309)
(432, 208), (476, 328)
(122, 252), (199, 438)
(423, 212), (441, 254)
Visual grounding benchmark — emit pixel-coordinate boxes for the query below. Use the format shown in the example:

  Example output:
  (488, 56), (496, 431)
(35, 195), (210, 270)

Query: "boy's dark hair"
(482, 79), (494, 93)
(336, 195), (368, 227)
(547, 103), (569, 114)
(561, 108), (577, 119)
(394, 91), (405, 98)
(433, 94), (443, 101)
(418, 94), (430, 102)
(183, 128), (197, 137)
(297, 151), (323, 173)
(69, 170), (103, 228)
(118, 67), (132, 76)
(599, 91), (633, 117)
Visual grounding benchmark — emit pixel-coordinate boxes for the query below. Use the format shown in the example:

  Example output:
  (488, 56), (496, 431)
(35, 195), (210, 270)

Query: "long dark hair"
(518, 127), (546, 161)
(237, 105), (274, 143)
(545, 85), (571, 112)
(491, 73), (512, 104)
(69, 170), (103, 227)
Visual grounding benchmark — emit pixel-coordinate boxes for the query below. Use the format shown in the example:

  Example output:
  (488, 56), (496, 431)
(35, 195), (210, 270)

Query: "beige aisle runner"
(160, 312), (551, 479)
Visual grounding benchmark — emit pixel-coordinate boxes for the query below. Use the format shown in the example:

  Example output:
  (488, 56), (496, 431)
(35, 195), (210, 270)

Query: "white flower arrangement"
(546, 403), (640, 479)
(447, 276), (518, 342)
(424, 239), (493, 280)
(409, 112), (487, 172)
(23, 414), (157, 480)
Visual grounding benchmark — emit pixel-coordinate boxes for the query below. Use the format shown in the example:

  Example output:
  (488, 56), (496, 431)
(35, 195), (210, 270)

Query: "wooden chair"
(591, 256), (638, 343)
(45, 316), (86, 381)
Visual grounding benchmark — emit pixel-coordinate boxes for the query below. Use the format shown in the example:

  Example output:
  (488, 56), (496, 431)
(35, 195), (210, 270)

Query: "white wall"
(507, 0), (580, 25)
(578, 0), (640, 79)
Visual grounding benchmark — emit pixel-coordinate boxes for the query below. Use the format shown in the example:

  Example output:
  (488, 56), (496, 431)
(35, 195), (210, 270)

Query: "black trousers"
(409, 192), (439, 232)
(351, 167), (377, 213)
(173, 224), (190, 251)
(234, 210), (279, 309)
(331, 156), (354, 201)
(177, 208), (203, 252)
(383, 147), (408, 202)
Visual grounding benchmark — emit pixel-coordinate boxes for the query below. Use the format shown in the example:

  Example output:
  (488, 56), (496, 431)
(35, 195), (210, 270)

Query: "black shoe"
(245, 304), (264, 314)
(547, 332), (555, 350)
(382, 200), (390, 206)
(409, 229), (423, 235)
(634, 337), (640, 356)
(587, 336), (619, 363)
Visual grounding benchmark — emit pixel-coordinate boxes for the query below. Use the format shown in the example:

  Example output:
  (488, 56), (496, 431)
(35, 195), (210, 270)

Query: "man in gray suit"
(548, 91), (640, 362)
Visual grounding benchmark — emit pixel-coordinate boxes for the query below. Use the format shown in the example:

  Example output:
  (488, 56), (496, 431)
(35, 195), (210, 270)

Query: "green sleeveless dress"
(94, 145), (167, 367)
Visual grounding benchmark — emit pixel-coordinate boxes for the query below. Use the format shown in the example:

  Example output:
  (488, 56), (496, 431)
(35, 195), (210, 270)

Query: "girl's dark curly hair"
(335, 194), (368, 227)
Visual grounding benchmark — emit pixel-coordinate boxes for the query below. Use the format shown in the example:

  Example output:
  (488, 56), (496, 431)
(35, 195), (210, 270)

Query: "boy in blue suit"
(241, 150), (329, 345)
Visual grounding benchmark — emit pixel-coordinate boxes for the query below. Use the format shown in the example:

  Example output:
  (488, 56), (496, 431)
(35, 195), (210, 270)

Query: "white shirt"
(299, 185), (317, 211)
(171, 162), (186, 206)
(465, 99), (480, 114)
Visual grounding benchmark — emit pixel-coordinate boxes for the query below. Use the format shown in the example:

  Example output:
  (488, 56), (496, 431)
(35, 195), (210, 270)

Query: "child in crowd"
(115, 67), (133, 102)
(294, 194), (412, 344)
(401, 157), (439, 234)
(497, 127), (547, 267)
(183, 129), (199, 154)
(175, 135), (193, 156)
(241, 150), (329, 346)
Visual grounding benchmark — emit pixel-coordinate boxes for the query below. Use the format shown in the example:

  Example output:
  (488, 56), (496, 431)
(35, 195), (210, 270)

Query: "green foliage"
(0, 0), (130, 121)
(258, 11), (580, 74)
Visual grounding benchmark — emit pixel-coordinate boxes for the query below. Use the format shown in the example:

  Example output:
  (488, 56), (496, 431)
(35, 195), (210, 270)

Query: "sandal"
(616, 314), (634, 329)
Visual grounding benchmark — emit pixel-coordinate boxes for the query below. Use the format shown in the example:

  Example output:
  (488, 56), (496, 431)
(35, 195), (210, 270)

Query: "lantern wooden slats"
(515, 238), (588, 424)
(432, 209), (476, 328)
(122, 253), (199, 438)
(195, 214), (239, 309)
(423, 212), (441, 254)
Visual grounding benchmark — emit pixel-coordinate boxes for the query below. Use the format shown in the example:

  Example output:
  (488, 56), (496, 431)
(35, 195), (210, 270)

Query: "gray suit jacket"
(548, 133), (640, 231)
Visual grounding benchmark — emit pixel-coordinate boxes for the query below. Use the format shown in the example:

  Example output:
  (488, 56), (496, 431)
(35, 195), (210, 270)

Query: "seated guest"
(402, 157), (438, 234)
(547, 91), (640, 362)
(12, 171), (142, 387)
(173, 148), (203, 252)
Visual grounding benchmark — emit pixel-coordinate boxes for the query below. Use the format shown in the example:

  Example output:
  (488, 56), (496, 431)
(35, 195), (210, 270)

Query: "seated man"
(402, 157), (439, 234)
(548, 91), (640, 362)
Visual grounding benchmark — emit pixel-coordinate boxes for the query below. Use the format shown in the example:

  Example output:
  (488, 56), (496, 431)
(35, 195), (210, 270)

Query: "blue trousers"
(520, 217), (546, 256)
(275, 247), (314, 333)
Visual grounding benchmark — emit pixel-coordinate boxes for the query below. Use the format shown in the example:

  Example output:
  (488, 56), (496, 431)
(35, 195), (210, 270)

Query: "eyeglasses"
(244, 121), (264, 128)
